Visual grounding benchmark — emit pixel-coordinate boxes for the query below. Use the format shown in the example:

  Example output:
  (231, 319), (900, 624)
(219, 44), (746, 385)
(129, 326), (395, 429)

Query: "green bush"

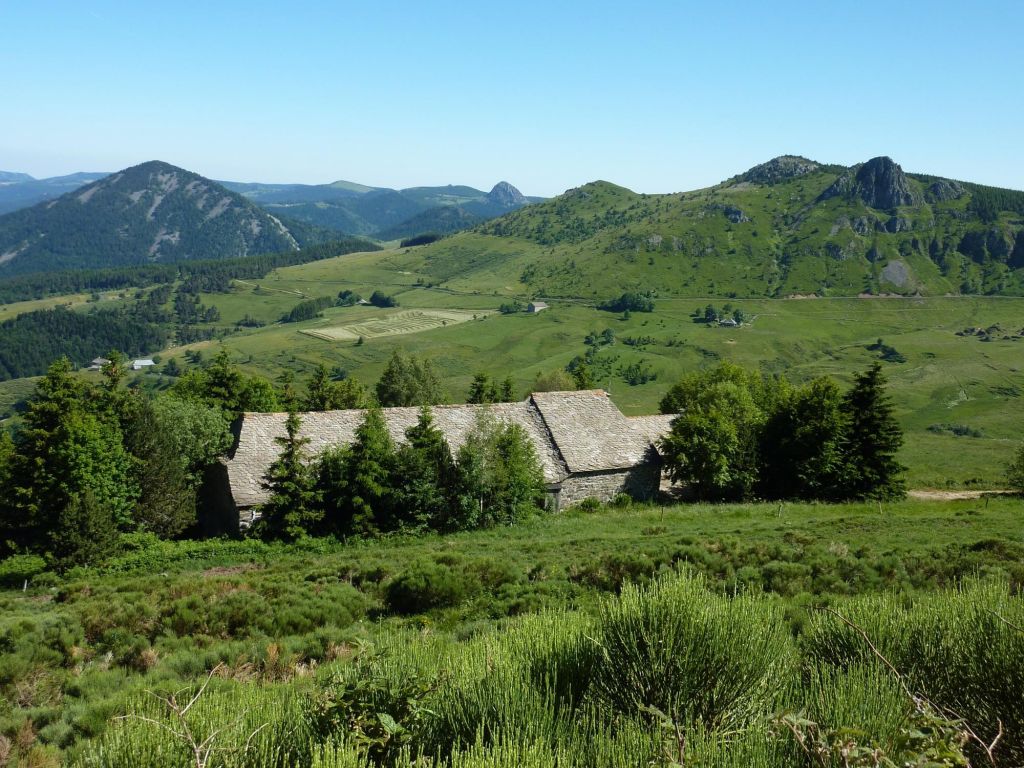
(0, 554), (49, 587)
(592, 572), (789, 727)
(385, 561), (477, 615)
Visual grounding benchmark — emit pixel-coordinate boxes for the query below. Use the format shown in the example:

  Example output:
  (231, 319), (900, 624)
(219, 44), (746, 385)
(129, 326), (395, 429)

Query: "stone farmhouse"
(211, 390), (675, 532)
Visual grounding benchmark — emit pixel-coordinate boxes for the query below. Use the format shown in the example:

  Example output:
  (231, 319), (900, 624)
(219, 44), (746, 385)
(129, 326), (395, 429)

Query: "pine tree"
(6, 359), (138, 557)
(499, 376), (515, 402)
(394, 407), (457, 530)
(468, 373), (493, 404)
(375, 350), (444, 407)
(257, 412), (319, 541)
(838, 363), (906, 500)
(336, 407), (396, 535)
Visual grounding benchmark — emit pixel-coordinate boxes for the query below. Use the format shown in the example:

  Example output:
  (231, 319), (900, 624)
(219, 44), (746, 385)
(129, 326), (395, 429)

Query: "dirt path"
(908, 489), (1015, 501)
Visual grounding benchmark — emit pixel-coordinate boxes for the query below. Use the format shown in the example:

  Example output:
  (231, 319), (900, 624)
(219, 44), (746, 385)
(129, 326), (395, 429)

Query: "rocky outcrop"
(739, 155), (821, 185)
(881, 216), (913, 233)
(487, 181), (527, 208)
(818, 156), (922, 210)
(722, 205), (750, 223)
(926, 179), (965, 203)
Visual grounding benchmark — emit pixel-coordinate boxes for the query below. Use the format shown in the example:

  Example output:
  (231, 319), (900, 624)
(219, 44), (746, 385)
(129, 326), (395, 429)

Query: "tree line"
(658, 362), (906, 501)
(0, 238), (380, 304)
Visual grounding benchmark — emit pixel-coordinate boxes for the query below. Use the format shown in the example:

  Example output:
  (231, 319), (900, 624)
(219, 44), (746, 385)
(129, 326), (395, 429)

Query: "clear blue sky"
(3, 1), (1021, 196)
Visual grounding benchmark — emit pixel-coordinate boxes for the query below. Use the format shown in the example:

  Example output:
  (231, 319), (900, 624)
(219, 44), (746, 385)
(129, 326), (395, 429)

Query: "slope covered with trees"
(0, 161), (334, 276)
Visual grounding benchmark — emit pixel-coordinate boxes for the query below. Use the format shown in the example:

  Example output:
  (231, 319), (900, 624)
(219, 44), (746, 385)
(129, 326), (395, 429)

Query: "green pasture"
(174, 254), (1024, 489)
(3, 497), (1024, 765)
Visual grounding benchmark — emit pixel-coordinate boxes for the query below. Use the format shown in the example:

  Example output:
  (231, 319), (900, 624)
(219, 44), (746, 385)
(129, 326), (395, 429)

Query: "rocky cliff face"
(487, 181), (527, 208)
(819, 156), (921, 209)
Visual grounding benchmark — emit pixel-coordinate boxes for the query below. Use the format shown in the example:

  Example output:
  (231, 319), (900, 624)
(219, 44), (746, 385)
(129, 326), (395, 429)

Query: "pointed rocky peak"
(738, 155), (822, 185)
(487, 181), (526, 207)
(819, 156), (921, 210)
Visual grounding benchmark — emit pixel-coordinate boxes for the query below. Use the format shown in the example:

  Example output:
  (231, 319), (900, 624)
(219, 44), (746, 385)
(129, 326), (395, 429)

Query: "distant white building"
(527, 301), (548, 313)
(87, 357), (110, 371)
(132, 359), (156, 370)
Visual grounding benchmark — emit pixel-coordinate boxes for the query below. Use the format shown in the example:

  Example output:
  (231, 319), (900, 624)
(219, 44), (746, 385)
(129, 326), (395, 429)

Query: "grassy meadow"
(127, 247), (1024, 489)
(2, 497), (1023, 765)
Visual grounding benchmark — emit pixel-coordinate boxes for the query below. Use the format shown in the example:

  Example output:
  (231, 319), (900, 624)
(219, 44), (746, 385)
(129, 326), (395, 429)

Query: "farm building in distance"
(527, 301), (548, 313)
(210, 390), (675, 532)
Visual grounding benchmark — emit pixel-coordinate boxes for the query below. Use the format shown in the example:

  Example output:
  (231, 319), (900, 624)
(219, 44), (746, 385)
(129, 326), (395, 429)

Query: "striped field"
(300, 308), (490, 341)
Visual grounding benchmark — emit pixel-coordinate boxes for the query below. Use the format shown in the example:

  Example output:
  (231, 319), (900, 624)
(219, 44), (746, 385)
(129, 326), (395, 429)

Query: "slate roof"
(225, 390), (668, 509)
(627, 414), (676, 448)
(530, 390), (655, 473)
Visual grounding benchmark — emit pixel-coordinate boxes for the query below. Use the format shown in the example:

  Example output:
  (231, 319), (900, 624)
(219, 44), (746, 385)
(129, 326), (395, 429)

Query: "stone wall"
(556, 463), (661, 509)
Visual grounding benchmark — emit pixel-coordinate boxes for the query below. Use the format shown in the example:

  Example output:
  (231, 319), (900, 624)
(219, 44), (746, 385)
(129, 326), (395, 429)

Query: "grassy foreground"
(1, 498), (1022, 765)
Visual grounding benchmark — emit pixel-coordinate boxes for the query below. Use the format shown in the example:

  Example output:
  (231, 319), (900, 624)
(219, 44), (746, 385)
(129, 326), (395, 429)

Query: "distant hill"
(385, 156), (1024, 298)
(0, 161), (329, 276)
(0, 171), (110, 214)
(1, 170), (542, 239)
(231, 180), (538, 238)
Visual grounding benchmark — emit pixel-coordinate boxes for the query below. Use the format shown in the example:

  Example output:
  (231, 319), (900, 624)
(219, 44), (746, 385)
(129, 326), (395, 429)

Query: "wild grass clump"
(803, 579), (1024, 764)
(591, 573), (790, 728)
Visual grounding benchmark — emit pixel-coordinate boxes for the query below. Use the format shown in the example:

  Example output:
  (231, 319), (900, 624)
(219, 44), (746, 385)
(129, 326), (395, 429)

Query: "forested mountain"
(1, 168), (541, 242)
(0, 161), (330, 276)
(232, 180), (538, 239)
(0, 171), (109, 214)
(394, 156), (1024, 297)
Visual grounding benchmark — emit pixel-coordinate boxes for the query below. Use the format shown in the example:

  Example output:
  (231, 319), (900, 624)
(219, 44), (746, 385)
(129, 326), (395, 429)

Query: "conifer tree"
(375, 350), (444, 407)
(338, 407), (396, 535)
(6, 359), (138, 560)
(467, 373), (493, 404)
(305, 364), (367, 411)
(838, 363), (906, 500)
(394, 407), (457, 530)
(257, 412), (319, 541)
(499, 376), (516, 402)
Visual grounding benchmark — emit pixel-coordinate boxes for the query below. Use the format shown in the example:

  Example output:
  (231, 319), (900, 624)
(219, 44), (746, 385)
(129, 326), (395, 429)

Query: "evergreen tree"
(375, 350), (444, 407)
(121, 396), (196, 537)
(5, 359), (138, 559)
(453, 412), (544, 527)
(305, 365), (367, 411)
(50, 489), (119, 570)
(499, 376), (516, 402)
(837, 364), (906, 500)
(394, 407), (457, 530)
(257, 412), (319, 541)
(468, 373), (494, 404)
(332, 407), (396, 535)
(490, 422), (545, 524)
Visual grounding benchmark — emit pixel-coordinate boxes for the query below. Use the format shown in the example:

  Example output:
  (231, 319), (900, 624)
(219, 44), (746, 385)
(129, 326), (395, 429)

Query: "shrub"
(592, 572), (789, 727)
(0, 554), (49, 587)
(385, 561), (477, 615)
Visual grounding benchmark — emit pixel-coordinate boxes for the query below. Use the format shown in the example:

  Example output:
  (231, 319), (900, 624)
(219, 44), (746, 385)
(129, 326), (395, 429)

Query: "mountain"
(0, 171), (110, 214)
(0, 161), (328, 276)
(227, 180), (538, 239)
(0, 170), (541, 239)
(382, 156), (1024, 298)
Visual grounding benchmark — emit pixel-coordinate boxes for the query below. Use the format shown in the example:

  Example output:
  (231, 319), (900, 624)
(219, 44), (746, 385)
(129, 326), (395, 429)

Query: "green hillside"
(386, 156), (1024, 299)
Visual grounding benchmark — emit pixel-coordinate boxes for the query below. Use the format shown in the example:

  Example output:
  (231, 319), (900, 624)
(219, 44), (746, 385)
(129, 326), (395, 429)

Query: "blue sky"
(2, 1), (1022, 196)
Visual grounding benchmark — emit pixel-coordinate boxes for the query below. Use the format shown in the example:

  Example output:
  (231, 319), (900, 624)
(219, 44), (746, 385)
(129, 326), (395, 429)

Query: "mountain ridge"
(0, 161), (329, 276)
(386, 155), (1024, 298)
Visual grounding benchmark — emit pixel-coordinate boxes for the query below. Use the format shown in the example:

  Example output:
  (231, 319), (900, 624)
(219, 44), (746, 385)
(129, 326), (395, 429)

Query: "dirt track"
(908, 489), (1015, 501)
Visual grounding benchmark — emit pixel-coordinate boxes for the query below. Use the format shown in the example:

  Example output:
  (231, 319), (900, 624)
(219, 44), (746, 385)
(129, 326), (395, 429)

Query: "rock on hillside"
(819, 156), (922, 209)
(738, 155), (822, 185)
(487, 181), (527, 208)
(0, 161), (320, 275)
